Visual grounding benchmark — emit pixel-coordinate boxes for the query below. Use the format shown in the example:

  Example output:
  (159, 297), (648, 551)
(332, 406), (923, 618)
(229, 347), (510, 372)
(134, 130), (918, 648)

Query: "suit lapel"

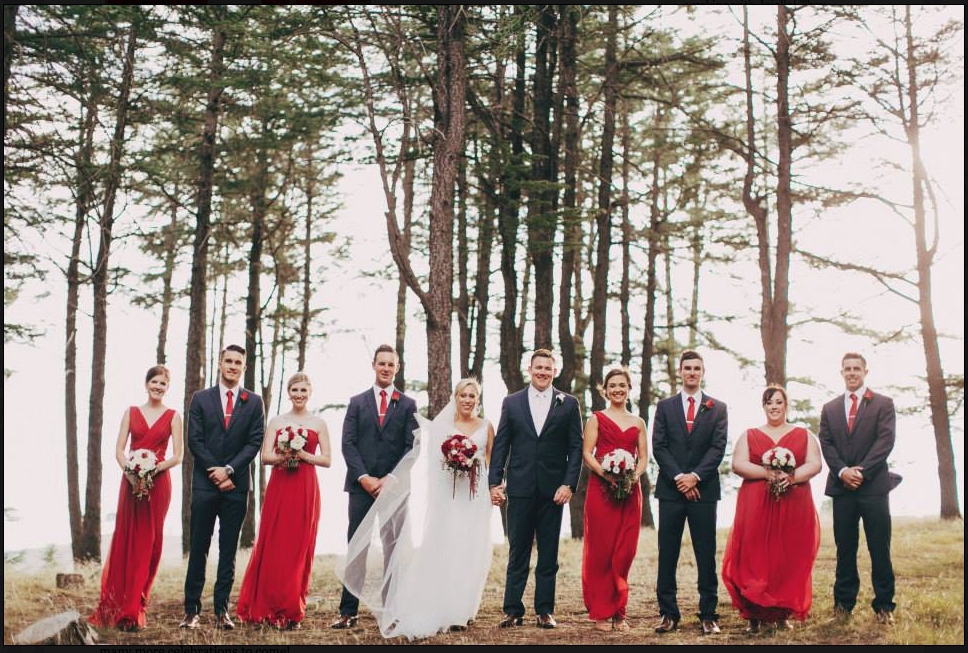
(381, 389), (398, 431)
(210, 387), (227, 434)
(226, 388), (247, 435)
(690, 392), (709, 432)
(538, 387), (560, 437)
(671, 394), (689, 439)
(830, 396), (850, 439)
(520, 390), (539, 438)
(851, 391), (873, 433)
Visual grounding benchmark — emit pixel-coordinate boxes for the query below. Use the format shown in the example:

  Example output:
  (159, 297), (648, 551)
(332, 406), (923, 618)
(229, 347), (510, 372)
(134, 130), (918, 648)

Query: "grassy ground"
(3, 518), (963, 645)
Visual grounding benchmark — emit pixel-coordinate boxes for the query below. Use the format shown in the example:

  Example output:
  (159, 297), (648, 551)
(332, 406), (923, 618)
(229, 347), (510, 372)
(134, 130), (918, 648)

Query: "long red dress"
(236, 428), (321, 626)
(582, 412), (643, 621)
(721, 427), (821, 622)
(90, 407), (174, 629)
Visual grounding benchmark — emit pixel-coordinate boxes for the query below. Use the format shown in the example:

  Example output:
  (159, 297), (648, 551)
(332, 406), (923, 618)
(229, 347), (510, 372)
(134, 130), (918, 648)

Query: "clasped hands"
(675, 472), (701, 501)
(841, 466), (865, 491)
(207, 466), (235, 492)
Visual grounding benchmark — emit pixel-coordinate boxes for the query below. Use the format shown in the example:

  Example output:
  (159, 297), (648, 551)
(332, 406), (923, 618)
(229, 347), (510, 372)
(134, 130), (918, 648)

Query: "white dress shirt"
(677, 389), (703, 482)
(217, 382), (241, 475)
(528, 384), (552, 436)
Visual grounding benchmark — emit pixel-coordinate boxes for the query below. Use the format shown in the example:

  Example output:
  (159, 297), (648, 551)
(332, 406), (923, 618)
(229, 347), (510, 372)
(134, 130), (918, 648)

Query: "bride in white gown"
(336, 378), (496, 639)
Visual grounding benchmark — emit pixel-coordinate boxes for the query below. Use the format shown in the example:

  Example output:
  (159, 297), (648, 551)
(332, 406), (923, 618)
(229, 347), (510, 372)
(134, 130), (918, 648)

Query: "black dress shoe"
(745, 619), (760, 634)
(701, 618), (721, 635)
(498, 614), (524, 628)
(536, 614), (557, 629)
(214, 613), (235, 630)
(654, 615), (678, 633)
(331, 614), (358, 630)
(449, 624), (469, 632)
(179, 613), (200, 629)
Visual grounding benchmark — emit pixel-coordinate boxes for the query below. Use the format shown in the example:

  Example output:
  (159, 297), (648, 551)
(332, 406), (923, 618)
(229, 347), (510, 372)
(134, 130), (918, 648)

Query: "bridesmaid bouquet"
(276, 426), (308, 470)
(600, 449), (637, 501)
(441, 434), (482, 499)
(124, 449), (158, 500)
(762, 446), (796, 499)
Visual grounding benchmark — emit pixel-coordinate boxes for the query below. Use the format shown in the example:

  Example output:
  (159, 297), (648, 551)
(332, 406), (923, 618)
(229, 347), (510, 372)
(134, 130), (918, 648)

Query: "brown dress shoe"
(179, 613), (200, 629)
(331, 614), (358, 630)
(876, 610), (895, 625)
(701, 618), (721, 635)
(654, 615), (678, 633)
(498, 614), (524, 628)
(214, 613), (235, 630)
(536, 614), (557, 629)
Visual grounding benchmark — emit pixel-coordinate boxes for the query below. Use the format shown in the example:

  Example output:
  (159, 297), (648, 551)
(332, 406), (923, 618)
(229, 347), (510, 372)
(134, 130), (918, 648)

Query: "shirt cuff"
(838, 467), (848, 478)
(225, 465), (234, 476)
(691, 472), (701, 482)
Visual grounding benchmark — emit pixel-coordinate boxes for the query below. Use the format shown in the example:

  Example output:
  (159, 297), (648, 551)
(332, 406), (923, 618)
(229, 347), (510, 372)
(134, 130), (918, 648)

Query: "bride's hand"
(124, 473), (138, 489)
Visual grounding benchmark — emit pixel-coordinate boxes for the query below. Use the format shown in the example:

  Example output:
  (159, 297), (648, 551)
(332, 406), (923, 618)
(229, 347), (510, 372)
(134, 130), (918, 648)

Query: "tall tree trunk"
(424, 4), (466, 415)
(65, 87), (98, 562)
(457, 158), (472, 378)
(556, 4), (579, 393)
(156, 195), (179, 364)
(664, 234), (676, 391)
(241, 142), (269, 548)
(619, 99), (632, 368)
(498, 10), (526, 392)
(770, 4), (792, 386)
(901, 8), (960, 519)
(470, 169), (493, 382)
(588, 5), (618, 415)
(81, 20), (138, 561)
(298, 154), (314, 371)
(183, 14), (227, 555)
(394, 154), (414, 391)
(689, 220), (702, 348)
(3, 4), (18, 140)
(527, 4), (558, 351)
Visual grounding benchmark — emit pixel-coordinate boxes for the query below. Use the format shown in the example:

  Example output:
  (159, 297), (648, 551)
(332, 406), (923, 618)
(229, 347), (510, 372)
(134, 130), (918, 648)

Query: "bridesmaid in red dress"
(581, 368), (649, 632)
(236, 372), (330, 629)
(90, 365), (183, 632)
(721, 385), (822, 632)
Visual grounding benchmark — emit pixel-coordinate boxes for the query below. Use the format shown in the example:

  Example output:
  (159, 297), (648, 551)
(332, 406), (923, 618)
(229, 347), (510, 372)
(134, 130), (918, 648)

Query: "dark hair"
(841, 352), (867, 368)
(145, 364), (170, 384)
(762, 384), (788, 406)
(373, 344), (398, 363)
(530, 348), (555, 364)
(220, 344), (246, 361)
(678, 349), (704, 368)
(599, 367), (633, 401)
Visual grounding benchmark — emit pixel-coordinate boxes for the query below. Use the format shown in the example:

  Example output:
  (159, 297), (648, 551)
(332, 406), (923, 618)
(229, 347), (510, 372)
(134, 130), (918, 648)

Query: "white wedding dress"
(335, 400), (495, 639)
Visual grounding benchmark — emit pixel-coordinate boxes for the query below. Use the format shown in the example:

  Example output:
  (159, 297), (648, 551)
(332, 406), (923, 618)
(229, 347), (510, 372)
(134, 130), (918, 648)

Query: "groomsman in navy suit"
(819, 353), (900, 624)
(332, 344), (419, 630)
(651, 350), (728, 635)
(180, 344), (265, 631)
(489, 349), (584, 630)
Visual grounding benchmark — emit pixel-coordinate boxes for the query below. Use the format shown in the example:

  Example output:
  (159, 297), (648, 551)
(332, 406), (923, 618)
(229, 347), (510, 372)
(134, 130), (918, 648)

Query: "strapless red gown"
(236, 428), (321, 626)
(90, 407), (174, 629)
(582, 412), (643, 621)
(721, 427), (820, 621)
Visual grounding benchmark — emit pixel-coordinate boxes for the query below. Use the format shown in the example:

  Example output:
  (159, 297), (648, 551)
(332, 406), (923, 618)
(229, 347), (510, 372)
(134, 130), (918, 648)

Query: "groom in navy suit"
(489, 349), (584, 630)
(332, 344), (419, 630)
(180, 344), (265, 631)
(651, 350), (728, 635)
(819, 352), (899, 623)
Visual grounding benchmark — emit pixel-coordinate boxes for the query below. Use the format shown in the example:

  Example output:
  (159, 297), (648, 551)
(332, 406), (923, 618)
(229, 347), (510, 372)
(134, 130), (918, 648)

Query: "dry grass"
(3, 518), (963, 645)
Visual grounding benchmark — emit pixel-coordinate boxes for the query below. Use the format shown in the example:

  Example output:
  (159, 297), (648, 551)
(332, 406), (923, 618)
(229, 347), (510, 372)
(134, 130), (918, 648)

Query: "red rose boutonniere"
(862, 389), (873, 404)
(239, 391), (249, 403)
(698, 398), (715, 415)
(391, 390), (401, 405)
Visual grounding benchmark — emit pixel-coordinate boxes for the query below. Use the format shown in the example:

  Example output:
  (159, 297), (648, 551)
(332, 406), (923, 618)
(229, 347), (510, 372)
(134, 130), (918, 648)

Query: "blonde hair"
(453, 378), (482, 417)
(286, 371), (312, 391)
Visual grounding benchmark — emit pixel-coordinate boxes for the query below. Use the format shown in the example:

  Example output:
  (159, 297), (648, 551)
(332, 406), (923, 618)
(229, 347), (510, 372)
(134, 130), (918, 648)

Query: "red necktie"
(225, 390), (234, 429)
(379, 390), (388, 427)
(686, 396), (695, 434)
(847, 393), (858, 433)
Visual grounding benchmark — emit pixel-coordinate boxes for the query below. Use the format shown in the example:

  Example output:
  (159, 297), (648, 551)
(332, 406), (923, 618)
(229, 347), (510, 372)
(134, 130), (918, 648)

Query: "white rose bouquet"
(276, 426), (308, 470)
(599, 448), (638, 501)
(761, 446), (797, 499)
(125, 449), (158, 500)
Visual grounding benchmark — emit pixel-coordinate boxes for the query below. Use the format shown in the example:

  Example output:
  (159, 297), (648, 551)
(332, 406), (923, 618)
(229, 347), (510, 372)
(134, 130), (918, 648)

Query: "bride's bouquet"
(276, 426), (308, 469)
(125, 449), (158, 500)
(600, 449), (638, 501)
(441, 434), (482, 499)
(762, 446), (796, 499)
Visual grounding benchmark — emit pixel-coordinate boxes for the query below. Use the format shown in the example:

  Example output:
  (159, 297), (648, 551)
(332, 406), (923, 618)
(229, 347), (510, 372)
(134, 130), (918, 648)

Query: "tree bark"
(588, 5), (618, 415)
(3, 4), (18, 140)
(298, 154), (314, 372)
(619, 99), (632, 368)
(65, 86), (98, 562)
(457, 157), (472, 378)
(81, 20), (138, 561)
(394, 154), (414, 391)
(156, 195), (179, 364)
(183, 13), (227, 555)
(901, 7), (960, 519)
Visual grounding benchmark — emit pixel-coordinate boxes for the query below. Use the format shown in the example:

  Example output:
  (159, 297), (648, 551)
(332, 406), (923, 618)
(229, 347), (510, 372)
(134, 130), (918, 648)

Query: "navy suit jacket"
(651, 392), (728, 503)
(488, 386), (584, 499)
(342, 388), (419, 494)
(187, 386), (265, 496)
(819, 390), (900, 497)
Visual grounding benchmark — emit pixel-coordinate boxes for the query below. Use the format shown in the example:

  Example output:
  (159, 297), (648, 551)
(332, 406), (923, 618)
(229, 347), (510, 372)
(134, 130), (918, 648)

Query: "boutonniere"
(863, 389), (873, 404)
(555, 393), (565, 406)
(239, 391), (249, 403)
(391, 390), (401, 405)
(698, 398), (714, 414)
